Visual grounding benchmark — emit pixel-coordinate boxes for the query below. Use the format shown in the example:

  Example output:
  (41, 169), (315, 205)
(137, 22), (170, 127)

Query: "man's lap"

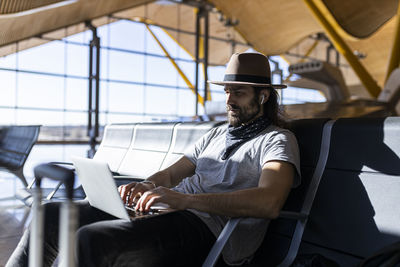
(70, 201), (217, 266)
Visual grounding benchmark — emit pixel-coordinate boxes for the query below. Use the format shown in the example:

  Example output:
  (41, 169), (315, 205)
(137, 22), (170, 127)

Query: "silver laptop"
(71, 156), (172, 220)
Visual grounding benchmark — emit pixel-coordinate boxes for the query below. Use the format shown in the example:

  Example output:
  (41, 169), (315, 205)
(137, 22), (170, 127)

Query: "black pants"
(6, 200), (225, 267)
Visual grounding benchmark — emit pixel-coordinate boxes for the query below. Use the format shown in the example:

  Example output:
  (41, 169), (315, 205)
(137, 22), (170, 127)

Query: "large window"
(0, 10), (325, 167)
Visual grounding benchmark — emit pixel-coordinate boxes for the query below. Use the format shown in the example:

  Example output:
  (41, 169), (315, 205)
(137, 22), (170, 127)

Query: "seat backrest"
(0, 125), (41, 170)
(298, 117), (400, 266)
(161, 121), (225, 170)
(117, 122), (177, 178)
(248, 118), (330, 266)
(93, 124), (136, 172)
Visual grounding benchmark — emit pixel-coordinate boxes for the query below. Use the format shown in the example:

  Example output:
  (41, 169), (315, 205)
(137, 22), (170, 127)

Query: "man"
(7, 52), (300, 267)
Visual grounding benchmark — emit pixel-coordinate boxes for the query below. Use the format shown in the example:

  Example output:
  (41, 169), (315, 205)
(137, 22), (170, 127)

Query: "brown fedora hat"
(208, 52), (287, 89)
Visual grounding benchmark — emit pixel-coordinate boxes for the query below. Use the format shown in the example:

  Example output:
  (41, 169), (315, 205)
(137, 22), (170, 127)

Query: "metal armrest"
(49, 161), (74, 167)
(202, 218), (241, 267)
(279, 211), (308, 221)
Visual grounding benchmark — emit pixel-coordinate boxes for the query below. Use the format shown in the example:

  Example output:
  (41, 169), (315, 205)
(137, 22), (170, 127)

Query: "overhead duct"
(288, 60), (350, 102)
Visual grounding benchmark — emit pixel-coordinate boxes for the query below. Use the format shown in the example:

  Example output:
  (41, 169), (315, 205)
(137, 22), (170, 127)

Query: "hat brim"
(208, 80), (287, 89)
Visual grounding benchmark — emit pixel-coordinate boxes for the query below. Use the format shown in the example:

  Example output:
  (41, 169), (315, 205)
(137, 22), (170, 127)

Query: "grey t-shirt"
(173, 123), (301, 265)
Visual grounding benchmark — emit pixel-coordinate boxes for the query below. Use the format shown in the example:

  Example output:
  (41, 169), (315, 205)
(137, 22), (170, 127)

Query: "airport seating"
(0, 125), (40, 187)
(29, 117), (400, 265)
(293, 117), (400, 266)
(206, 117), (400, 266)
(94, 121), (224, 186)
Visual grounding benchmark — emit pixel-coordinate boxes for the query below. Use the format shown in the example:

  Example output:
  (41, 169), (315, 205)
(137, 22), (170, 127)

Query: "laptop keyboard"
(125, 205), (163, 218)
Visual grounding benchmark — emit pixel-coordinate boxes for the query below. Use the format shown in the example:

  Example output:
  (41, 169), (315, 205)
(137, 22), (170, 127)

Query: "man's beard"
(227, 96), (261, 127)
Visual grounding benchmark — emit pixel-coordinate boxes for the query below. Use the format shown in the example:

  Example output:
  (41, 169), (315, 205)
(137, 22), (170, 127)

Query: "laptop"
(71, 156), (173, 220)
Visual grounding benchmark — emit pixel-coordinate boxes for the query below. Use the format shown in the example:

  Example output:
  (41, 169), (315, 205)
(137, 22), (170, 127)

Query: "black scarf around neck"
(221, 116), (271, 160)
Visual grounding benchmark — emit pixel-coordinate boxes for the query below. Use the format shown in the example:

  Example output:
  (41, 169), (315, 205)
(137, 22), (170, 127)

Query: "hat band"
(224, 74), (271, 84)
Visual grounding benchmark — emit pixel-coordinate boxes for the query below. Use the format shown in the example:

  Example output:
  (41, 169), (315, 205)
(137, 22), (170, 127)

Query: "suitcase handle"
(31, 163), (77, 267)
(34, 163), (75, 200)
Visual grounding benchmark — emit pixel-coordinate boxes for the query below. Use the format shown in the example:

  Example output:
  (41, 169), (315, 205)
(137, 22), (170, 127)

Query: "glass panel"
(149, 26), (179, 58)
(108, 50), (144, 82)
(15, 109), (64, 125)
(17, 73), (64, 109)
(24, 144), (89, 178)
(64, 111), (87, 126)
(102, 113), (145, 124)
(66, 29), (91, 45)
(66, 43), (88, 77)
(18, 41), (65, 74)
(210, 91), (225, 102)
(100, 81), (109, 113)
(0, 70), (16, 107)
(109, 20), (145, 51)
(0, 108), (16, 124)
(145, 86), (177, 116)
(100, 47), (109, 79)
(176, 60), (195, 88)
(106, 82), (144, 113)
(144, 26), (164, 55)
(65, 78), (87, 111)
(177, 89), (196, 117)
(97, 23), (110, 47)
(146, 56), (179, 86)
(0, 53), (16, 69)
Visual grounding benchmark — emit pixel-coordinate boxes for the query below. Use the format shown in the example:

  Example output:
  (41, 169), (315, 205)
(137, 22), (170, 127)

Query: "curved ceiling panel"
(322, 0), (398, 38)
(0, 0), (153, 48)
(208, 0), (323, 55)
(0, 0), (64, 14)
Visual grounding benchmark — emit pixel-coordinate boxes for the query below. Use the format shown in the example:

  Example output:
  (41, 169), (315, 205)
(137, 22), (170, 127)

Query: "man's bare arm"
(147, 156), (195, 188)
(119, 156), (195, 205)
(136, 160), (295, 219)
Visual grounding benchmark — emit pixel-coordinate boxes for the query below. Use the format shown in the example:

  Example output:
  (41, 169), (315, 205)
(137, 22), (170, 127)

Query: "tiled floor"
(0, 175), (30, 267)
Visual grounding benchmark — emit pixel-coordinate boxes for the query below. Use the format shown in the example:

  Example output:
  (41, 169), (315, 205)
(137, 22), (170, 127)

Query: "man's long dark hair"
(255, 86), (286, 127)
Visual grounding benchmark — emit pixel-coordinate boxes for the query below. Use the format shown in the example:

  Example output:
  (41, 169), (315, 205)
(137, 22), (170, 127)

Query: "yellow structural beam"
(303, 0), (382, 98)
(385, 1), (400, 82)
(145, 24), (205, 106)
(137, 15), (211, 104)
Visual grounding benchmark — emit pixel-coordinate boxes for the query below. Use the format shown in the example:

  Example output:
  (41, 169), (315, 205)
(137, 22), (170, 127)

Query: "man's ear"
(260, 90), (270, 104)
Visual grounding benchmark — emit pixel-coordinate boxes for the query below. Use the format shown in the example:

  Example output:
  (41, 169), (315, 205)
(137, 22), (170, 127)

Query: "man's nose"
(226, 93), (234, 105)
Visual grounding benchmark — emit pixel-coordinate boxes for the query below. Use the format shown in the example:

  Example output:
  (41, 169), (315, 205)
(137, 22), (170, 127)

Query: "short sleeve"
(183, 127), (221, 166)
(261, 130), (301, 187)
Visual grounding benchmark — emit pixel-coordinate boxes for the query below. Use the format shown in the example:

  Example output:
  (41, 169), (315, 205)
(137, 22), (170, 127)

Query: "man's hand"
(118, 182), (155, 206)
(135, 187), (187, 212)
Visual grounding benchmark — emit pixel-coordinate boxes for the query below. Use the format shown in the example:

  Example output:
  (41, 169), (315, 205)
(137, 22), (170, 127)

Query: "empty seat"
(298, 117), (400, 266)
(93, 124), (136, 173)
(161, 121), (226, 169)
(0, 125), (40, 187)
(117, 122), (177, 178)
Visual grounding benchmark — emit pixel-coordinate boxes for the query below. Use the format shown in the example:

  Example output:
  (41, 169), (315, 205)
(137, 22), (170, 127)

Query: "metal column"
(86, 21), (100, 158)
(203, 9), (209, 104)
(194, 8), (201, 116)
(194, 6), (210, 117)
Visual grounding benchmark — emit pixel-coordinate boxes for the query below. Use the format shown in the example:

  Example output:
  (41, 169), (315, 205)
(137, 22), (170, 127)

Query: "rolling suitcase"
(29, 163), (78, 267)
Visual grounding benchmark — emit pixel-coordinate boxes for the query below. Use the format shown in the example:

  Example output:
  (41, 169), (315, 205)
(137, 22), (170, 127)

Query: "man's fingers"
(119, 182), (137, 203)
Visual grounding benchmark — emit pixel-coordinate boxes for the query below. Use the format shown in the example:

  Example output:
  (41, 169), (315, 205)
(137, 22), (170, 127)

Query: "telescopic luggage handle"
(30, 163), (77, 267)
(34, 164), (75, 199)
